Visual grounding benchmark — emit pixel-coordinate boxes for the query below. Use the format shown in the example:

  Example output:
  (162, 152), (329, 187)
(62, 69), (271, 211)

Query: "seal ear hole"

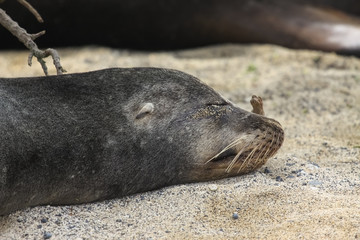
(136, 102), (155, 119)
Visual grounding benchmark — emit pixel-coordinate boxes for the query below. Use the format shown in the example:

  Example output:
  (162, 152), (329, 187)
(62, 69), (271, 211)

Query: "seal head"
(167, 96), (284, 182)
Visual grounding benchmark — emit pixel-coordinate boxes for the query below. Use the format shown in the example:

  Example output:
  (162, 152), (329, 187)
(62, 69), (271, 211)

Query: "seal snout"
(206, 103), (284, 175)
(228, 116), (284, 174)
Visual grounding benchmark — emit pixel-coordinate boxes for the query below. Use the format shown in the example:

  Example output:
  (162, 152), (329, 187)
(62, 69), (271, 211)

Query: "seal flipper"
(232, 1), (360, 54)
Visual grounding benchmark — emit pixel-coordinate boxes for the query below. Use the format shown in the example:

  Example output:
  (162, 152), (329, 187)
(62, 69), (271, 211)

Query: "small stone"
(308, 180), (322, 187)
(43, 232), (52, 239)
(41, 218), (48, 223)
(209, 184), (218, 191)
(296, 169), (307, 177)
(37, 225), (42, 229)
(275, 176), (283, 182)
(264, 167), (271, 174)
(232, 212), (239, 219)
(306, 163), (320, 172)
(309, 162), (320, 168)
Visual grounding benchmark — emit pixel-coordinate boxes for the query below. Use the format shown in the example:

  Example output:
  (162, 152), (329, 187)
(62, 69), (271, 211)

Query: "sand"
(0, 44), (359, 239)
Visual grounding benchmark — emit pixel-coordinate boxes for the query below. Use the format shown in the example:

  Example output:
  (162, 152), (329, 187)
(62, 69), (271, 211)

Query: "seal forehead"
(129, 68), (228, 105)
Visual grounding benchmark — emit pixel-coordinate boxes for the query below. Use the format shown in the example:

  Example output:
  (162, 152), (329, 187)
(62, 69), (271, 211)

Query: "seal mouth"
(209, 148), (238, 162)
(206, 126), (284, 174)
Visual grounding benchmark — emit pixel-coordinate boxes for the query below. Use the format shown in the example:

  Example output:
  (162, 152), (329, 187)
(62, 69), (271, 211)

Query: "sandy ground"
(0, 44), (359, 239)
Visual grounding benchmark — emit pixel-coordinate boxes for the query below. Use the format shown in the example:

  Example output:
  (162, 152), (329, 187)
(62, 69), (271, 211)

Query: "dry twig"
(17, 0), (43, 23)
(0, 7), (65, 75)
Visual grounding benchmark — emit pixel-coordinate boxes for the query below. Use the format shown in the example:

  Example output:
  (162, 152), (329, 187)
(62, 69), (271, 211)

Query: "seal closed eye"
(0, 68), (284, 215)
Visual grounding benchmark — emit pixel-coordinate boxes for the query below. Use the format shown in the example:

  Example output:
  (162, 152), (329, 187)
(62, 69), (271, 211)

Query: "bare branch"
(28, 48), (65, 75)
(29, 30), (46, 40)
(0, 8), (66, 75)
(17, 0), (43, 23)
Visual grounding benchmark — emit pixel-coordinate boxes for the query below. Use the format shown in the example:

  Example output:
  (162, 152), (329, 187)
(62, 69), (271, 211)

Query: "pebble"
(296, 170), (307, 177)
(43, 232), (52, 239)
(308, 180), (322, 187)
(276, 176), (284, 182)
(232, 212), (239, 219)
(306, 163), (320, 172)
(41, 218), (48, 223)
(264, 167), (271, 174)
(209, 184), (218, 191)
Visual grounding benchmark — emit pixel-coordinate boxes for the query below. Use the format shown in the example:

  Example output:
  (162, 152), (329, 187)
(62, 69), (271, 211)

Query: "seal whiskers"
(252, 135), (270, 167)
(237, 143), (260, 173)
(253, 131), (276, 170)
(205, 136), (248, 164)
(226, 141), (251, 173)
(263, 131), (279, 160)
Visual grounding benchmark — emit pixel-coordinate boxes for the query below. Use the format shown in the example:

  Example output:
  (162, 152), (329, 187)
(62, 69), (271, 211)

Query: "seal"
(1, 0), (360, 55)
(0, 68), (284, 215)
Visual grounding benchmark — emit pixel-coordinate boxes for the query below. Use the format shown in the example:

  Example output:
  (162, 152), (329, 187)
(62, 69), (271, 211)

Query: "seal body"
(1, 0), (360, 54)
(0, 68), (284, 215)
